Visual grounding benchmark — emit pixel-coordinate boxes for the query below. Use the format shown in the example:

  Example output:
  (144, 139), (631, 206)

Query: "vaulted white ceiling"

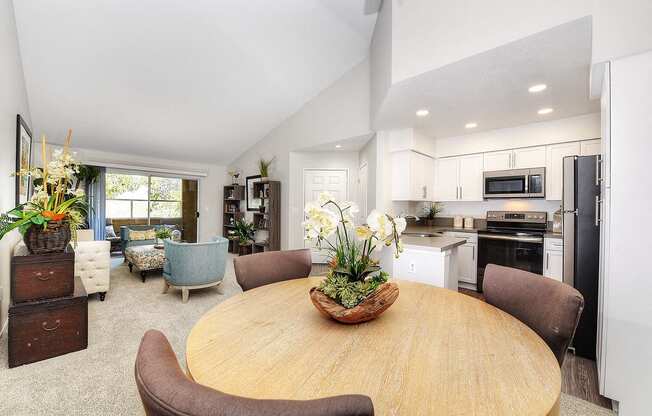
(13, 0), (376, 164)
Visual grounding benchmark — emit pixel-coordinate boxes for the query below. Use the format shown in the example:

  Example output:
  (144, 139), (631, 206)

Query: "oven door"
(476, 233), (544, 292)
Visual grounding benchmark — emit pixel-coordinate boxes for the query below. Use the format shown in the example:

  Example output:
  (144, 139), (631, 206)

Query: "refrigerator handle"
(595, 155), (603, 186)
(595, 195), (602, 227)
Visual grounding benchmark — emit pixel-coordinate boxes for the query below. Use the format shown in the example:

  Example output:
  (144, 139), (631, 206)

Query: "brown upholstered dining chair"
(135, 330), (374, 416)
(483, 264), (584, 366)
(233, 249), (312, 292)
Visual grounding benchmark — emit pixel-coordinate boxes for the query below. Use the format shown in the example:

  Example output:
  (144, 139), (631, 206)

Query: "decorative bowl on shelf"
(309, 282), (399, 324)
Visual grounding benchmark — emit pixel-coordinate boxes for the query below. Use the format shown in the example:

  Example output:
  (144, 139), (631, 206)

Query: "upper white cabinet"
(458, 155), (484, 201)
(434, 154), (483, 201)
(546, 142), (581, 201)
(580, 139), (602, 156)
(483, 147), (546, 171)
(391, 150), (434, 201)
(513, 146), (547, 169)
(388, 128), (436, 157)
(483, 150), (512, 171)
(434, 157), (459, 201)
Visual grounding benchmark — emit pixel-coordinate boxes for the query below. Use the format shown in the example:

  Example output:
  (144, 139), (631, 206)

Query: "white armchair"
(74, 239), (111, 300)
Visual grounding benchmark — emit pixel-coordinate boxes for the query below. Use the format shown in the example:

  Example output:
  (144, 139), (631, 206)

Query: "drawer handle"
(34, 271), (54, 281)
(42, 320), (61, 332)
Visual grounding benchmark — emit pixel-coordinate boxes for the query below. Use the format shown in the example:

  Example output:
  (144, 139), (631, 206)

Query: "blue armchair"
(162, 237), (228, 303)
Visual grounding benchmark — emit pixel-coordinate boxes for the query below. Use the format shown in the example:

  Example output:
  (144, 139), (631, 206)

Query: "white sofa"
(13, 230), (111, 301)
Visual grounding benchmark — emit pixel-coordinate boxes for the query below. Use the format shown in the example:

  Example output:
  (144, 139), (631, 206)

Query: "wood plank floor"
(458, 287), (612, 410)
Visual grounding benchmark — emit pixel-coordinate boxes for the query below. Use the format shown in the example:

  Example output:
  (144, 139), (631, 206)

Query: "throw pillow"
(105, 225), (117, 238)
(129, 229), (156, 241)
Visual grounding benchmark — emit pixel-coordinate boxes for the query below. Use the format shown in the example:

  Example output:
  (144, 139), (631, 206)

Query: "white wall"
(358, 135), (378, 215)
(434, 113), (600, 158)
(601, 50), (652, 416)
(385, 0), (652, 84)
(288, 151), (359, 250)
(228, 59), (372, 249)
(390, 0), (592, 83)
(369, 0), (392, 124)
(0, 0), (32, 336)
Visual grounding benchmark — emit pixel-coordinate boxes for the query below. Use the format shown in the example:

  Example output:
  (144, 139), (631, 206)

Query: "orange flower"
(42, 211), (66, 221)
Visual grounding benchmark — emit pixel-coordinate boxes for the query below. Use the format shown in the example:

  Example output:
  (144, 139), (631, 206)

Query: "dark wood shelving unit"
(223, 185), (245, 253)
(252, 181), (281, 252)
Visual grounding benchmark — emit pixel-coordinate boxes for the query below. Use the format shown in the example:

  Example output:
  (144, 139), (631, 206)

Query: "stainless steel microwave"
(483, 168), (545, 199)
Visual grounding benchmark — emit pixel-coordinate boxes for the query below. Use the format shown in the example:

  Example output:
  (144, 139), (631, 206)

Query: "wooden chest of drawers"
(8, 277), (88, 368)
(11, 251), (74, 303)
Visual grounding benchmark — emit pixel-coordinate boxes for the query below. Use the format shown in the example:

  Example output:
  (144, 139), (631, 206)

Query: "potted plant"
(155, 228), (172, 246)
(304, 192), (406, 324)
(228, 169), (241, 185)
(258, 157), (274, 182)
(423, 202), (442, 226)
(0, 133), (88, 254)
(234, 218), (255, 256)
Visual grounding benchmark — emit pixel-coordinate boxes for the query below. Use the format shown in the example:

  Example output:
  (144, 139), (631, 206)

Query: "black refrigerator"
(562, 155), (601, 359)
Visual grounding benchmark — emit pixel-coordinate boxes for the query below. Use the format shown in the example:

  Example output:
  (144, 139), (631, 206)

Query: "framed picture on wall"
(246, 175), (262, 211)
(15, 114), (33, 206)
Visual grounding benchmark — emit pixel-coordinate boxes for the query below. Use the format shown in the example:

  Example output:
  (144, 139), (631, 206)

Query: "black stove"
(476, 211), (547, 292)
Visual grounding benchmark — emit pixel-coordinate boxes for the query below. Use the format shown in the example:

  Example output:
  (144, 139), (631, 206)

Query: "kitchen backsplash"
(392, 200), (561, 219)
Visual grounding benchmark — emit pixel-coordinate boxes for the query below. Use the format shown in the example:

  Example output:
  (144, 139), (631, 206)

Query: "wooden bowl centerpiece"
(303, 194), (406, 324)
(310, 282), (399, 324)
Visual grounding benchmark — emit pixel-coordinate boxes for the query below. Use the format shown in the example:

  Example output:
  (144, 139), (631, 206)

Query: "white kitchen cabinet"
(458, 154), (484, 201)
(435, 154), (483, 202)
(513, 146), (547, 169)
(391, 150), (434, 201)
(483, 150), (512, 171)
(434, 157), (460, 201)
(580, 139), (602, 156)
(546, 142), (581, 200)
(483, 147), (546, 171)
(543, 237), (564, 281)
(445, 232), (478, 287)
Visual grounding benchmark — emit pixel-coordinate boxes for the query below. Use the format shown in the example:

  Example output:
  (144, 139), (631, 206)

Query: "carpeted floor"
(0, 255), (614, 415)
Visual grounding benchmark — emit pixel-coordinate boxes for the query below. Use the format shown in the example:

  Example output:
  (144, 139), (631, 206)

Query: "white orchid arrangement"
(304, 192), (406, 308)
(0, 132), (88, 242)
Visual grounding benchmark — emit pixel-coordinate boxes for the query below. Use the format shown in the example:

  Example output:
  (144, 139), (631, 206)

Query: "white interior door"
(304, 169), (348, 263)
(358, 163), (368, 222)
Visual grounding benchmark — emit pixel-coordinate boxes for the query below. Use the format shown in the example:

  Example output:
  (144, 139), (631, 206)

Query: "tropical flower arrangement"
(0, 132), (88, 253)
(304, 192), (406, 311)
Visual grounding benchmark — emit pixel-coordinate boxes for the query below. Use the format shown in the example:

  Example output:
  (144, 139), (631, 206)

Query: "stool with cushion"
(233, 249), (312, 292)
(135, 329), (375, 416)
(482, 263), (584, 366)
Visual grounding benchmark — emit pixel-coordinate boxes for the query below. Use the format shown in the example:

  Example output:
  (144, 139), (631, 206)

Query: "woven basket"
(23, 220), (71, 255)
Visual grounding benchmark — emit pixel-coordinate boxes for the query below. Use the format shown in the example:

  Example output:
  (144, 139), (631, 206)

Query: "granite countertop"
(400, 235), (467, 252)
(405, 225), (483, 234)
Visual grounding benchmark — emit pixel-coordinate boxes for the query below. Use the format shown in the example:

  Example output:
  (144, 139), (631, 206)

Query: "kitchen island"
(380, 234), (466, 290)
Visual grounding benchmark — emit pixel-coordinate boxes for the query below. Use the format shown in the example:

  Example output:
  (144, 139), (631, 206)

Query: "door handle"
(472, 246), (475, 261)
(546, 252), (550, 270)
(422, 186), (427, 199)
(460, 186), (463, 200)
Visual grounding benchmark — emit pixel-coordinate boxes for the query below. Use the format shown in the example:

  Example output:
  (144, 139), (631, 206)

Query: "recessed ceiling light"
(465, 122), (478, 129)
(335, 144), (342, 149)
(537, 108), (554, 115)
(416, 109), (429, 117)
(528, 84), (547, 93)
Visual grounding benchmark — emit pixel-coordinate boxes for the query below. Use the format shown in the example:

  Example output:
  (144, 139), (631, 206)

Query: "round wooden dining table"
(186, 277), (561, 415)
